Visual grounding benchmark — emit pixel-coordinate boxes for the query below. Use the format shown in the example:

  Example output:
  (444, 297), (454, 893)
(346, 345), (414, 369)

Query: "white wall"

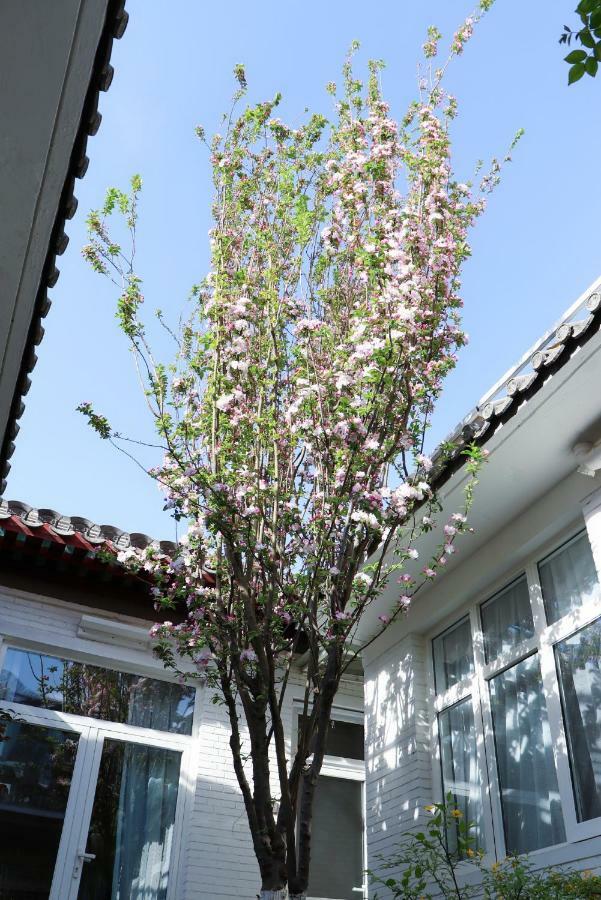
(0, 585), (363, 899)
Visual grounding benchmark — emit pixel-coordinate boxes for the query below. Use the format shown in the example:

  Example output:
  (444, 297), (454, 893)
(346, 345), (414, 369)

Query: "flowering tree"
(80, 6), (516, 897)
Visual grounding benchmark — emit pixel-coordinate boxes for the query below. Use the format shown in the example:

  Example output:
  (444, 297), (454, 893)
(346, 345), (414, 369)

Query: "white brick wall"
(364, 633), (432, 885)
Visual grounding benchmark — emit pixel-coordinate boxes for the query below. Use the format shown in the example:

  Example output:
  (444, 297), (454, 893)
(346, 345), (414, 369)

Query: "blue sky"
(7, 0), (601, 540)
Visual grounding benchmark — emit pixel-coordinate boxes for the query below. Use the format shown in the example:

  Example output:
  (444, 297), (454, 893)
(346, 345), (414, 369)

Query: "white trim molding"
(77, 613), (152, 649)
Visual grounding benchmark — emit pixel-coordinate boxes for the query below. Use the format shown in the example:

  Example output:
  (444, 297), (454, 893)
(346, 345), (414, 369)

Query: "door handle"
(72, 849), (96, 879)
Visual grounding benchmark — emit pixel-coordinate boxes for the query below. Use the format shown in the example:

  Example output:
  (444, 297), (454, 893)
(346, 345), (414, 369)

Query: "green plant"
(560, 0), (601, 83)
(371, 796), (601, 899)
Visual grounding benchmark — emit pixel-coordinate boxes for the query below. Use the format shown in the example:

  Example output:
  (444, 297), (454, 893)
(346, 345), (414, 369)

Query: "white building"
(362, 276), (601, 889)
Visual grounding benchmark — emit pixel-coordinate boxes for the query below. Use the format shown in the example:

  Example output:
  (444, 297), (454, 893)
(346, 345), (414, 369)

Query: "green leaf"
(580, 27), (596, 47)
(564, 48), (587, 62)
(595, 42), (601, 59)
(591, 9), (601, 28)
(586, 55), (599, 74)
(569, 62), (587, 82)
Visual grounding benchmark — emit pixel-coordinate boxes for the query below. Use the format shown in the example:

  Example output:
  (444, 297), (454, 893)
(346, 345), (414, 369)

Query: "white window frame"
(427, 518), (601, 862)
(0, 628), (201, 900)
(292, 703), (367, 900)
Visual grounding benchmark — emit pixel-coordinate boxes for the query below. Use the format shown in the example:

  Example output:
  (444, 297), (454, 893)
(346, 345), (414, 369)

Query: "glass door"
(0, 714), (92, 900)
(65, 733), (183, 900)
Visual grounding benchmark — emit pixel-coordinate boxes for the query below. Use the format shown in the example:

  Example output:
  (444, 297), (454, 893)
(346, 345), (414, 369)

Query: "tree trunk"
(259, 892), (307, 900)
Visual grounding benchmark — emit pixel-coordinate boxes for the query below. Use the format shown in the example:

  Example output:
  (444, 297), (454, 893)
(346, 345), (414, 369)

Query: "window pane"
(555, 617), (601, 822)
(439, 697), (484, 853)
(77, 739), (181, 900)
(298, 715), (364, 760)
(489, 654), (565, 853)
(0, 648), (195, 735)
(306, 777), (363, 899)
(481, 576), (534, 663)
(433, 617), (474, 693)
(0, 721), (79, 899)
(539, 531), (600, 625)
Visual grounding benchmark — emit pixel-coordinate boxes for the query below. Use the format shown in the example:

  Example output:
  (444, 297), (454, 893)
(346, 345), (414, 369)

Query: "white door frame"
(0, 699), (192, 900)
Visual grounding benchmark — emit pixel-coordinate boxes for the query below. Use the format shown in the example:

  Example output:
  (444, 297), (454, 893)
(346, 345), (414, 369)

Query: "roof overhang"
(0, 0), (128, 491)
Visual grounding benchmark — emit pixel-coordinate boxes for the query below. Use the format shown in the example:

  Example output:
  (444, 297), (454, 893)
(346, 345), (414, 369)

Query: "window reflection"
(438, 697), (484, 854)
(433, 617), (474, 693)
(0, 648), (195, 735)
(555, 617), (601, 822)
(489, 654), (565, 853)
(539, 531), (600, 625)
(480, 576), (534, 663)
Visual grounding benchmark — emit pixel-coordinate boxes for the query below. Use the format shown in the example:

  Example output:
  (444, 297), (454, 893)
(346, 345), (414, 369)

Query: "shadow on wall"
(364, 634), (434, 895)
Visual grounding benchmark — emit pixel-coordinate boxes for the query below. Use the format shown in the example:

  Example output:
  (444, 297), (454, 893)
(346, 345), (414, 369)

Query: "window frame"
(427, 523), (601, 861)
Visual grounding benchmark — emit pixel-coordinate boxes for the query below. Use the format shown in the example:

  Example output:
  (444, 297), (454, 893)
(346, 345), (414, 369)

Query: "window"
(555, 618), (601, 822)
(480, 575), (534, 662)
(431, 527), (601, 859)
(488, 654), (564, 853)
(0, 643), (195, 899)
(0, 647), (195, 735)
(438, 697), (484, 853)
(433, 617), (474, 692)
(296, 712), (365, 899)
(538, 530), (599, 624)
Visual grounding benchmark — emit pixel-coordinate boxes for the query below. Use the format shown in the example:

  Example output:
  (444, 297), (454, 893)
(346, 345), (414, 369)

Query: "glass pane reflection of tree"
(0, 721), (79, 899)
(439, 697), (484, 854)
(556, 617), (601, 822)
(0, 648), (194, 735)
(489, 655), (565, 854)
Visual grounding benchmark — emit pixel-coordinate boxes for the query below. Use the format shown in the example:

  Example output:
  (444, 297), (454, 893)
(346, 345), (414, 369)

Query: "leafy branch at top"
(560, 0), (601, 83)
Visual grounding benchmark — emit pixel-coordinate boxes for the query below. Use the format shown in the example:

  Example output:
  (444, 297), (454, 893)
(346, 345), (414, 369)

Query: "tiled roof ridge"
(0, 497), (176, 555)
(429, 277), (601, 489)
(0, 0), (129, 494)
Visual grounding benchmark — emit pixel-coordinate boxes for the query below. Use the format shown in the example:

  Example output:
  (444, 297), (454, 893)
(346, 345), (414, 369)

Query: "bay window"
(431, 526), (601, 858)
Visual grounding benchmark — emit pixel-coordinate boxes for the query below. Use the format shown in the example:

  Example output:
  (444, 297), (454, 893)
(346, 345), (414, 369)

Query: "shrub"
(370, 796), (601, 899)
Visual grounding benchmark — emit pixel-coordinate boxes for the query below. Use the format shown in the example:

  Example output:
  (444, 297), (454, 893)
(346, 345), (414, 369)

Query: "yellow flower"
(491, 862), (501, 873)
(451, 809), (463, 818)
(466, 848), (475, 858)
(582, 870), (593, 879)
(424, 804), (435, 813)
